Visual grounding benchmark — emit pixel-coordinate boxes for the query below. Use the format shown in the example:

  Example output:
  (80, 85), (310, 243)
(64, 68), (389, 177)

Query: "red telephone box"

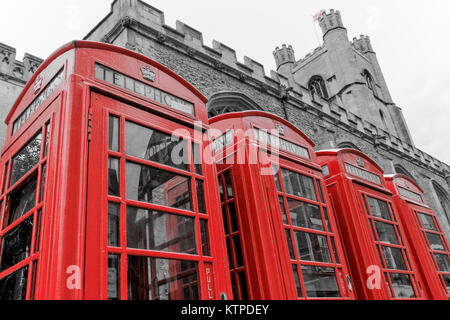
(316, 149), (427, 300)
(0, 41), (231, 300)
(209, 111), (355, 300)
(385, 174), (450, 299)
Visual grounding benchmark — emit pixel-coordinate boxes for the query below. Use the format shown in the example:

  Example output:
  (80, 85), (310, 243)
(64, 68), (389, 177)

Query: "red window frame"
(271, 157), (349, 300)
(217, 169), (249, 300)
(86, 93), (215, 300)
(359, 191), (421, 299)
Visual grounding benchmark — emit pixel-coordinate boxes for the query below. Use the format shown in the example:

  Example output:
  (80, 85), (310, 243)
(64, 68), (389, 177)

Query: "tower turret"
(319, 9), (346, 38)
(273, 44), (296, 74)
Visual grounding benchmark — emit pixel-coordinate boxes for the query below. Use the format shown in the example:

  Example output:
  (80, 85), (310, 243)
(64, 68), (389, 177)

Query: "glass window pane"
(44, 122), (51, 158)
(218, 177), (225, 203)
(418, 213), (437, 231)
(375, 222), (399, 245)
(434, 253), (450, 272)
(228, 202), (238, 232)
(286, 198), (324, 231)
(2, 162), (9, 194)
(125, 121), (188, 171)
(33, 209), (42, 254)
(294, 231), (332, 263)
(389, 273), (415, 298)
(200, 220), (211, 257)
(279, 196), (288, 225)
(300, 265), (341, 298)
(273, 165), (281, 192)
(127, 256), (199, 300)
(108, 158), (120, 197)
(108, 203), (120, 247)
(193, 143), (202, 175)
(230, 274), (238, 299)
(196, 180), (206, 214)
(39, 163), (47, 203)
(238, 271), (249, 300)
(224, 172), (234, 199)
(322, 207), (332, 232)
(234, 236), (244, 267)
(330, 237), (340, 264)
(382, 246), (407, 270)
(222, 205), (229, 235)
(127, 207), (196, 254)
(0, 217), (33, 272)
(285, 229), (295, 260)
(385, 273), (394, 298)
(108, 115), (120, 152)
(441, 274), (450, 293)
(10, 133), (42, 187)
(108, 255), (120, 300)
(126, 162), (192, 211)
(226, 238), (234, 269)
(316, 180), (325, 203)
(367, 197), (391, 221)
(281, 169), (317, 202)
(7, 176), (37, 227)
(292, 264), (303, 298)
(0, 266), (28, 300)
(426, 233), (445, 251)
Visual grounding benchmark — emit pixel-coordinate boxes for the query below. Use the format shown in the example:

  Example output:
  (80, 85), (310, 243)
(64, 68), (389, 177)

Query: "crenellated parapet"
(83, 0), (450, 177)
(352, 35), (374, 54)
(0, 42), (42, 84)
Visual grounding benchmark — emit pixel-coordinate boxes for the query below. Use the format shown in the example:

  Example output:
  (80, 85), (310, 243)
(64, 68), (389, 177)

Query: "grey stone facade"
(1, 0), (450, 240)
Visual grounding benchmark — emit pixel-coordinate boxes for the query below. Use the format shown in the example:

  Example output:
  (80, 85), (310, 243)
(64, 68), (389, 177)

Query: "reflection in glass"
(7, 176), (37, 227)
(330, 237), (340, 264)
(39, 164), (46, 202)
(127, 207), (196, 254)
(0, 266), (28, 300)
(224, 172), (234, 199)
(382, 246), (407, 270)
(108, 116), (120, 152)
(125, 121), (188, 171)
(418, 213), (437, 231)
(218, 177), (225, 202)
(292, 265), (303, 298)
(10, 133), (42, 187)
(108, 255), (120, 300)
(226, 238), (234, 269)
(281, 169), (317, 201)
(108, 203), (120, 247)
(375, 222), (399, 245)
(442, 274), (450, 293)
(287, 198), (324, 231)
(128, 256), (198, 300)
(434, 253), (450, 272)
(294, 231), (332, 263)
(126, 162), (192, 211)
(301, 265), (340, 298)
(44, 122), (51, 158)
(108, 158), (120, 197)
(222, 205), (229, 235)
(426, 233), (445, 251)
(316, 180), (325, 203)
(273, 165), (282, 192)
(238, 271), (249, 300)
(367, 197), (391, 221)
(234, 237), (244, 267)
(389, 273), (415, 298)
(0, 217), (33, 272)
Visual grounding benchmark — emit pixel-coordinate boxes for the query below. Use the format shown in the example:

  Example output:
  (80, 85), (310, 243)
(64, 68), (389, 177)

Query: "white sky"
(1, 0), (449, 164)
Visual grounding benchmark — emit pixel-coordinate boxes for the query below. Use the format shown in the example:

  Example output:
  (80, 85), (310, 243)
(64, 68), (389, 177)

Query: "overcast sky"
(1, 0), (449, 164)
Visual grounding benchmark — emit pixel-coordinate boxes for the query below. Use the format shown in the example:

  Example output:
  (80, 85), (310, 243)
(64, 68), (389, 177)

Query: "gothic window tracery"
(308, 76), (329, 100)
(363, 70), (376, 93)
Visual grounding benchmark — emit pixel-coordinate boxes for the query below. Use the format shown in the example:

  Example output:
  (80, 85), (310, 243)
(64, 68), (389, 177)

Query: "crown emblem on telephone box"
(141, 65), (156, 82)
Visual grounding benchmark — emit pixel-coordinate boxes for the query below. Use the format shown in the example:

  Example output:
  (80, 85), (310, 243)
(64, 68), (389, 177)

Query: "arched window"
(338, 142), (361, 151)
(363, 70), (375, 93)
(432, 181), (450, 225)
(394, 164), (415, 181)
(308, 76), (329, 100)
(207, 92), (260, 118)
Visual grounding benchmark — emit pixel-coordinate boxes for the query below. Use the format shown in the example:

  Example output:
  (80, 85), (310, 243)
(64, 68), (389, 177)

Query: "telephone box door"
(84, 92), (222, 300)
(354, 184), (424, 299)
(262, 155), (353, 299)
